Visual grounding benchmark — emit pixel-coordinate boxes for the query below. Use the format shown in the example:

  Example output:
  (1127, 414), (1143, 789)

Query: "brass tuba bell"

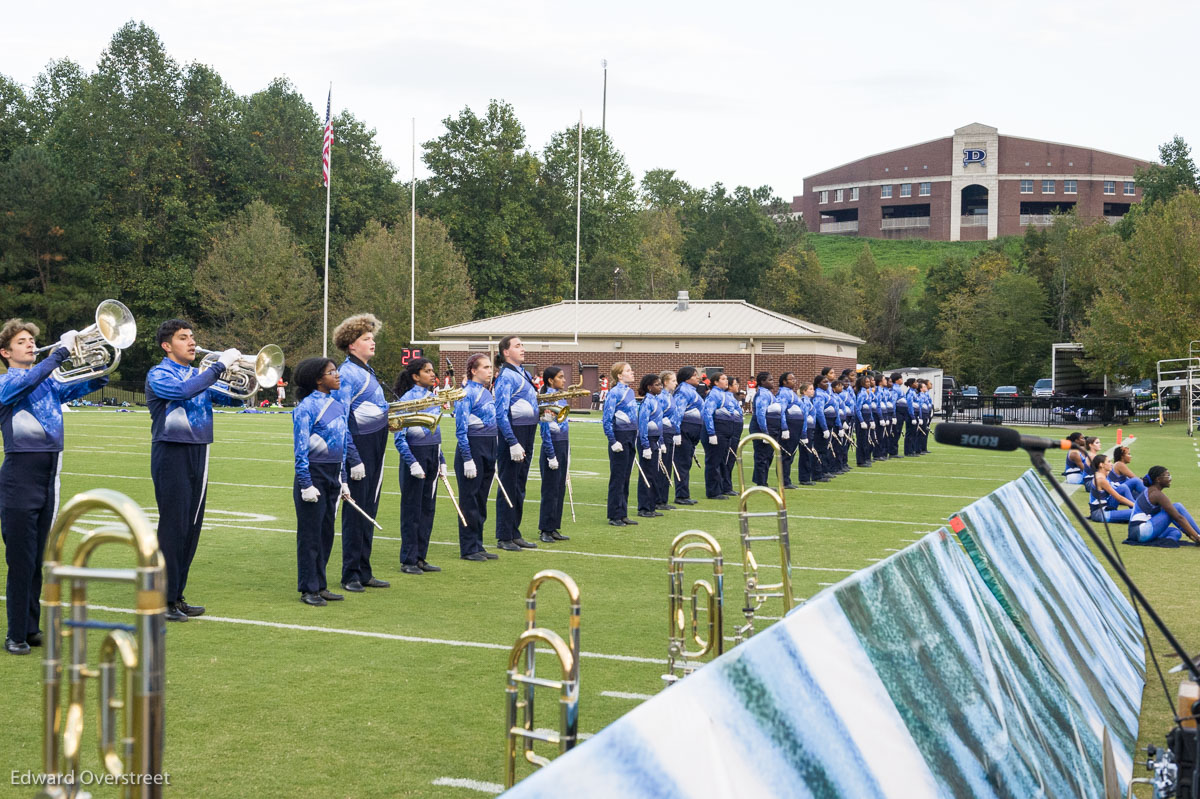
(195, 344), (285, 401)
(34, 299), (137, 383)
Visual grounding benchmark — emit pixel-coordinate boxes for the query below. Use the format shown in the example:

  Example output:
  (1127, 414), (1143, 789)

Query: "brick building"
(793, 123), (1152, 242)
(430, 293), (863, 406)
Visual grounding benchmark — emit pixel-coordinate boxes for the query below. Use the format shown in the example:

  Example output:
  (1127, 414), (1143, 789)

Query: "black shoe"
(798, 481), (815, 486)
(341, 580), (366, 593)
(5, 638), (31, 655)
(620, 517), (639, 525)
(707, 495), (727, 500)
(513, 538), (538, 549)
(319, 589), (344, 601)
(637, 511), (663, 518)
(722, 492), (738, 498)
(497, 540), (521, 552)
(550, 530), (570, 541)
(481, 550), (499, 560)
(300, 592), (327, 606)
(676, 498), (698, 505)
(816, 476), (831, 482)
(417, 560), (441, 572)
(363, 577), (391, 588)
(165, 604), (189, 622)
(608, 519), (626, 527)
(783, 484), (798, 490)
(26, 632), (43, 647)
(539, 532), (556, 543)
(177, 599), (205, 617)
(461, 552), (489, 561)
(400, 564), (424, 575)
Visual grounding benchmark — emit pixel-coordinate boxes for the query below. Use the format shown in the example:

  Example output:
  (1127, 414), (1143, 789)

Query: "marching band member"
(291, 357), (351, 606)
(657, 370), (679, 511)
(833, 379), (852, 472)
(903, 378), (920, 456)
(492, 336), (539, 550)
(636, 373), (665, 518)
(811, 375), (835, 478)
(777, 373), (802, 489)
(671, 367), (703, 506)
(1128, 466), (1200, 544)
(331, 314), (390, 593)
(853, 375), (874, 467)
(722, 377), (745, 494)
(801, 381), (829, 482)
(701, 372), (738, 499)
(890, 373), (907, 458)
(392, 358), (445, 574)
(1111, 446), (1146, 497)
(537, 367), (571, 543)
(454, 354), (500, 561)
(603, 362), (639, 526)
(750, 371), (788, 487)
(146, 319), (241, 622)
(0, 320), (106, 654)
(875, 376), (892, 460)
(1088, 454), (1137, 523)
(920, 380), (933, 453)
(1062, 432), (1087, 484)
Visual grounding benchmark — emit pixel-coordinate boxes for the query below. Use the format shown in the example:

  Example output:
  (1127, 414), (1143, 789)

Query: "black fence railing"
(941, 394), (1179, 427)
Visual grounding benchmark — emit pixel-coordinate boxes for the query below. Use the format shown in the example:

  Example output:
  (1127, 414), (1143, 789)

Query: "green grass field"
(805, 232), (1026, 287)
(0, 411), (1196, 796)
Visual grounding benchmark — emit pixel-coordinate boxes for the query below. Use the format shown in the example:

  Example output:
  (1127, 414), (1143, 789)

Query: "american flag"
(321, 87), (333, 188)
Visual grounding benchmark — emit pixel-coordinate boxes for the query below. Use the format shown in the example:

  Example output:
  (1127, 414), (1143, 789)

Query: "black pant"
(455, 435), (496, 556)
(341, 426), (386, 585)
(295, 461), (339, 594)
(856, 424), (872, 466)
(819, 417), (838, 474)
(400, 444), (439, 565)
(496, 425), (535, 542)
(723, 418), (743, 494)
(539, 438), (569, 533)
(905, 417), (918, 456)
(606, 428), (637, 521)
(637, 436), (663, 514)
(658, 429), (674, 506)
(750, 417), (782, 487)
(151, 441), (209, 604)
(702, 424), (728, 498)
(674, 423), (702, 501)
(1, 452), (59, 643)
(896, 409), (909, 456)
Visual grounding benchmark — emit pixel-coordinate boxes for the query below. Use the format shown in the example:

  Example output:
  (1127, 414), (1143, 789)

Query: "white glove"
(509, 443), (526, 462)
(300, 485), (320, 502)
(659, 443), (667, 453)
(708, 435), (718, 445)
(642, 448), (652, 460)
(611, 441), (623, 453)
(801, 438), (809, 446)
(870, 422), (876, 430)
(340, 481), (352, 500)
(349, 463), (366, 481)
(823, 430), (830, 439)
(541, 409), (556, 422)
(463, 459), (477, 479)
(860, 422), (867, 429)
(781, 430), (790, 440)
(548, 457), (559, 470)
(438, 462), (448, 478)
(409, 462), (426, 479)
(218, 348), (241, 368)
(672, 434), (682, 446)
(56, 329), (79, 353)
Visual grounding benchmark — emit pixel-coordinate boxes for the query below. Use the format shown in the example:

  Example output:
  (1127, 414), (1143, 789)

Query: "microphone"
(933, 422), (1071, 452)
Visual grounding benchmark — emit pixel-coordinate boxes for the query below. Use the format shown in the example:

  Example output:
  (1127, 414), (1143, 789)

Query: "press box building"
(793, 123), (1151, 241)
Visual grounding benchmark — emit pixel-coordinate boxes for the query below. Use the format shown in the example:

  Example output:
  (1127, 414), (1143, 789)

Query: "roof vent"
(676, 290), (690, 311)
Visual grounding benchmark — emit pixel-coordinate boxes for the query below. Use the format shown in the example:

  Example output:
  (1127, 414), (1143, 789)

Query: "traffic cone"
(1116, 428), (1123, 445)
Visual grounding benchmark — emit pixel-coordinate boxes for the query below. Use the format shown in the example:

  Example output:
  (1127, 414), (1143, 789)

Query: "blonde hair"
(610, 361), (630, 383)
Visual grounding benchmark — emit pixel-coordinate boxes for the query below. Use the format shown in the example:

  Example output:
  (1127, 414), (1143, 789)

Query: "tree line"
(1, 22), (1196, 389)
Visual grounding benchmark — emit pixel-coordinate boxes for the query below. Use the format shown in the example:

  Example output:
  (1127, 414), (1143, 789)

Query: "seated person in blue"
(1062, 432), (1087, 484)
(1110, 446), (1146, 497)
(1127, 466), (1200, 544)
(1087, 454), (1136, 523)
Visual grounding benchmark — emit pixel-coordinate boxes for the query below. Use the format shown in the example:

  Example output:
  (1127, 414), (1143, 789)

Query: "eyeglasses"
(323, 369), (338, 376)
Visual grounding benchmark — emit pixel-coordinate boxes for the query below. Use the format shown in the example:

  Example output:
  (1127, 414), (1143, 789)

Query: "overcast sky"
(4, 0), (1195, 200)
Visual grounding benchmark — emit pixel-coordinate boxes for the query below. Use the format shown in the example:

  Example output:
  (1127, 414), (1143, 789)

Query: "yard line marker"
(600, 690), (655, 701)
(430, 778), (503, 794)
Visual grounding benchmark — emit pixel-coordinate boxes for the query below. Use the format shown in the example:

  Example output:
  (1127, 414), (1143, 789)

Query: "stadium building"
(430, 292), (863, 406)
(793, 123), (1151, 241)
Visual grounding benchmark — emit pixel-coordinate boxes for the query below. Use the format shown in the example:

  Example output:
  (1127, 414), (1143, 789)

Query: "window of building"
(819, 191), (827, 204)
(1104, 181), (1115, 195)
(850, 187), (859, 201)
(1041, 180), (1055, 194)
(880, 185), (892, 199)
(1124, 181), (1135, 196)
(835, 189), (843, 203)
(1064, 180), (1077, 194)
(1020, 180), (1033, 194)
(919, 182), (930, 196)
(900, 183), (912, 197)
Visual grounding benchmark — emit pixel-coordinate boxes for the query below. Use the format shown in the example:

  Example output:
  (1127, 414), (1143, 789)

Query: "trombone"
(34, 299), (137, 383)
(662, 531), (723, 685)
(732, 432), (794, 644)
(40, 489), (166, 798)
(505, 569), (580, 788)
(386, 386), (465, 432)
(196, 344), (285, 401)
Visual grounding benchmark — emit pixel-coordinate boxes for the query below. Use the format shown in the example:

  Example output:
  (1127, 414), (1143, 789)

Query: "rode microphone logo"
(962, 148), (986, 167)
(957, 432), (1000, 448)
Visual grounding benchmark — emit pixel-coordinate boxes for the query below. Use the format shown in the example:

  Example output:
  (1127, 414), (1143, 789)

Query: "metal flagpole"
(411, 117), (416, 344)
(322, 84), (332, 357)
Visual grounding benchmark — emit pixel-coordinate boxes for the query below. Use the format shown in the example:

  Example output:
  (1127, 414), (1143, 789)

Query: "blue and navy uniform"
(750, 387), (787, 487)
(884, 385), (900, 457)
(801, 393), (826, 482)
(854, 388), (874, 466)
(1063, 448), (1086, 484)
(894, 384), (909, 456)
(394, 385), (445, 566)
(816, 386), (839, 474)
(778, 386), (803, 487)
(454, 381), (497, 557)
(834, 387), (852, 470)
(603, 381), (638, 521)
(637, 393), (664, 514)
(658, 389), (676, 507)
(494, 364), (539, 543)
(672, 381), (704, 502)
(538, 389), (570, 535)
(333, 355), (389, 586)
(1128, 488), (1200, 544)
(146, 356), (238, 605)
(701, 386), (739, 498)
(903, 388), (921, 456)
(0, 348), (106, 645)
(722, 389), (744, 493)
(292, 391), (348, 595)
(1087, 474), (1136, 523)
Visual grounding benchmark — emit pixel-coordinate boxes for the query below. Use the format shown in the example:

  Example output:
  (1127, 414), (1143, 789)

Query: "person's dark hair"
(905, 378), (916, 388)
(854, 376), (867, 391)
(0, 319), (39, 366)
(638, 373), (661, 397)
(710, 370), (725, 386)
(541, 365), (562, 394)
(820, 366), (833, 378)
(890, 372), (902, 383)
(677, 366), (697, 384)
(813, 374), (825, 388)
(779, 371), (794, 388)
(1084, 435), (1099, 449)
(156, 318), (192, 348)
(832, 380), (844, 390)
(1114, 445), (1129, 461)
(494, 335), (519, 371)
(1091, 453), (1108, 472)
(294, 357), (336, 402)
(465, 353), (489, 382)
(730, 377), (741, 391)
(1066, 432), (1084, 447)
(1144, 465), (1169, 487)
(394, 357), (433, 397)
(755, 371), (771, 391)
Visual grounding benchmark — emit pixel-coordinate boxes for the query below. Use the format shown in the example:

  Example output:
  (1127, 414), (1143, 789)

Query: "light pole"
(601, 59), (607, 137)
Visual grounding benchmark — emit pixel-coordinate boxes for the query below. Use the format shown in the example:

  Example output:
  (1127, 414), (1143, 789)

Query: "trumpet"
(732, 432), (794, 644)
(34, 299), (137, 383)
(196, 344), (285, 401)
(663, 530), (723, 685)
(537, 368), (592, 423)
(385, 386), (465, 432)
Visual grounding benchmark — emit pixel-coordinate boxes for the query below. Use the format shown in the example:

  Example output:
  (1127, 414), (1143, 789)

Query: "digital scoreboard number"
(400, 347), (424, 365)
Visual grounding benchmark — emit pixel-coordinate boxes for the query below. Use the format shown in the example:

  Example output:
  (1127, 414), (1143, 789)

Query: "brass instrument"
(732, 433), (794, 644)
(39, 489), (166, 798)
(385, 386), (465, 432)
(34, 299), (137, 383)
(505, 570), (580, 788)
(662, 530), (723, 685)
(196, 344), (285, 401)
(537, 367), (592, 423)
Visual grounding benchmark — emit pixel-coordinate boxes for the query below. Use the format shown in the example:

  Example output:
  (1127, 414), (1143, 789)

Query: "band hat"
(333, 313), (383, 352)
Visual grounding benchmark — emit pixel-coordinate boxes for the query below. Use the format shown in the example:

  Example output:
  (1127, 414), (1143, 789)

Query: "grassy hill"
(805, 233), (1025, 285)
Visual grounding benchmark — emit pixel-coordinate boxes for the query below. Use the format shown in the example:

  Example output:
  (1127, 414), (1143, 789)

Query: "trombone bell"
(732, 433), (794, 644)
(663, 531), (723, 685)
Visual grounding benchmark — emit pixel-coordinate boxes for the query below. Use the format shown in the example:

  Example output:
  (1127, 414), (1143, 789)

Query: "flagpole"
(411, 117), (416, 344)
(322, 83), (333, 358)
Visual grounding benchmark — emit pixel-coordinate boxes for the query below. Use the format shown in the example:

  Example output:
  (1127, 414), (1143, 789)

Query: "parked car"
(960, 385), (980, 408)
(1032, 378), (1053, 397)
(994, 385), (1020, 407)
(942, 375), (959, 404)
